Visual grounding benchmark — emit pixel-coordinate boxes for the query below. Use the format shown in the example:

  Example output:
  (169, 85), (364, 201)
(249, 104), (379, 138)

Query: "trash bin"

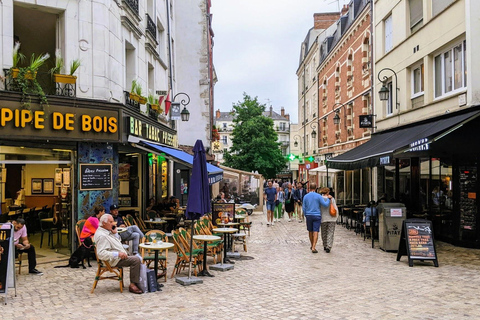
(377, 202), (406, 252)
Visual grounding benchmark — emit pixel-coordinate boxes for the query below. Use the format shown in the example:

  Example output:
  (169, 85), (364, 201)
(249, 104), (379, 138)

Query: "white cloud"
(212, 0), (350, 122)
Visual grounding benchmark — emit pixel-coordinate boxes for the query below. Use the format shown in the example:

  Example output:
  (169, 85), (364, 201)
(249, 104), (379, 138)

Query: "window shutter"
(409, 0), (423, 28)
(432, 0), (455, 17)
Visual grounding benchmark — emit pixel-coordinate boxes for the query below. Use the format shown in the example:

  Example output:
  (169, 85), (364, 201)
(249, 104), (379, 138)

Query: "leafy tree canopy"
(223, 93), (286, 178)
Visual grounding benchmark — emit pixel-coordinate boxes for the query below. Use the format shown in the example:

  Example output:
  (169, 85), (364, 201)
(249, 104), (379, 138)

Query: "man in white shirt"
(94, 214), (143, 294)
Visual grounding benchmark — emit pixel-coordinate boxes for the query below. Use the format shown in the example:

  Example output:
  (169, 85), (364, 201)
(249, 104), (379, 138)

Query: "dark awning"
(127, 136), (223, 184)
(328, 109), (480, 170)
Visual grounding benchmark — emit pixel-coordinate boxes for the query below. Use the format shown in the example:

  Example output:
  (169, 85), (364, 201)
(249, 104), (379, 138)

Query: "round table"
(145, 220), (167, 231)
(139, 242), (174, 290)
(212, 228), (238, 264)
(193, 235), (221, 277)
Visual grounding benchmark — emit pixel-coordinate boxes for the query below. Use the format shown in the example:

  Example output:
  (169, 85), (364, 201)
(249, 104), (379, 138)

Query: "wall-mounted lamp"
(377, 68), (399, 109)
(293, 134), (302, 148)
(171, 92), (191, 121)
(310, 122), (317, 140)
(331, 102), (347, 128)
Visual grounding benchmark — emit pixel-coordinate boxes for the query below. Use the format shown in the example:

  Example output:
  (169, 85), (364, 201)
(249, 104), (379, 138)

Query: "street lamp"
(377, 68), (399, 109)
(293, 134), (301, 148)
(331, 102), (346, 127)
(310, 122), (317, 140)
(171, 92), (191, 121)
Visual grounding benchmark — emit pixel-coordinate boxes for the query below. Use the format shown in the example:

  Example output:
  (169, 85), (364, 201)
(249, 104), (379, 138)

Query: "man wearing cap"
(110, 204), (144, 255)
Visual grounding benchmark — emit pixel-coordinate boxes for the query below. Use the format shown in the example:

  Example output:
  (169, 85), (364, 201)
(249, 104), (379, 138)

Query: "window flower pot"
(54, 74), (77, 84)
(138, 96), (147, 104)
(24, 71), (37, 80)
(11, 68), (19, 79)
(129, 92), (140, 102)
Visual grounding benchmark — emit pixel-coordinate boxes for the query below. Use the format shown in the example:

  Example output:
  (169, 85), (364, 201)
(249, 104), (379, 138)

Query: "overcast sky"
(211, 0), (351, 123)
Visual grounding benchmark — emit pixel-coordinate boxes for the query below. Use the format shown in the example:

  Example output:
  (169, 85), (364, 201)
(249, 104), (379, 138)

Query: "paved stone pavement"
(3, 211), (480, 319)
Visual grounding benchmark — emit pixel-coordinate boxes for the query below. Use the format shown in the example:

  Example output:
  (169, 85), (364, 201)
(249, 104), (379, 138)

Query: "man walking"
(302, 183), (331, 253)
(263, 180), (277, 226)
(293, 182), (306, 222)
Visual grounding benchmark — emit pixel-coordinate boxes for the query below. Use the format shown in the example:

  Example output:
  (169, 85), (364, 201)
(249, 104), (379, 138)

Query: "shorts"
(266, 201), (276, 211)
(305, 215), (321, 232)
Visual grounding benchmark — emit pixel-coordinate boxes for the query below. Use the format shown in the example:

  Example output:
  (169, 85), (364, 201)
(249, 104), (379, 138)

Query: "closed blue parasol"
(186, 139), (211, 219)
(177, 140), (211, 285)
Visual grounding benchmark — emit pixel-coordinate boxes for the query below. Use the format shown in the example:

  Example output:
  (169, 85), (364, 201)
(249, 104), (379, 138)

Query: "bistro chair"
(124, 214), (137, 227)
(193, 223), (222, 264)
(38, 210), (58, 248)
(141, 230), (168, 282)
(16, 252), (23, 274)
(170, 230), (203, 278)
(91, 246), (124, 293)
(135, 214), (149, 233)
(75, 219), (86, 245)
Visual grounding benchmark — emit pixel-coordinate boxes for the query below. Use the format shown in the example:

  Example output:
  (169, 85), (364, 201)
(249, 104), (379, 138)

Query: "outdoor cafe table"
(211, 227), (238, 264)
(145, 219), (167, 231)
(139, 241), (174, 290)
(193, 235), (221, 277)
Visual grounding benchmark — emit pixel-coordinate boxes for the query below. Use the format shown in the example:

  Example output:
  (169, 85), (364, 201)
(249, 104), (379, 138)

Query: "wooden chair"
(16, 252), (23, 274)
(135, 214), (149, 233)
(170, 230), (203, 278)
(124, 214), (136, 227)
(75, 219), (86, 245)
(194, 223), (222, 264)
(141, 230), (168, 282)
(91, 246), (124, 293)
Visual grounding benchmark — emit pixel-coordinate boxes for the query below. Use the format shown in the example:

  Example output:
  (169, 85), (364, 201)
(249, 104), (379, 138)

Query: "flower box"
(54, 74), (77, 84)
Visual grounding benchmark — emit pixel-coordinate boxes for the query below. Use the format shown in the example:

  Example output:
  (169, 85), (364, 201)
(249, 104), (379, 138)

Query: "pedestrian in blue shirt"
(302, 183), (331, 253)
(263, 180), (277, 226)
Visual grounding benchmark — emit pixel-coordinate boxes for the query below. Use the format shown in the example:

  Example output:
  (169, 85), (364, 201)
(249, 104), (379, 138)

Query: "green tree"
(223, 93), (286, 178)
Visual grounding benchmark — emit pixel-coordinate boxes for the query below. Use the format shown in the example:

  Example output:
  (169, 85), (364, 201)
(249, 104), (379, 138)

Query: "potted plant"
(148, 93), (160, 112)
(11, 42), (25, 78)
(51, 50), (80, 84)
(25, 52), (50, 79)
(129, 80), (140, 102)
(135, 83), (147, 104)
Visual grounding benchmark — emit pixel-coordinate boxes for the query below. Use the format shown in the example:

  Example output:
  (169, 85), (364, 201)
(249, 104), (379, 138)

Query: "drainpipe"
(166, 0), (174, 125)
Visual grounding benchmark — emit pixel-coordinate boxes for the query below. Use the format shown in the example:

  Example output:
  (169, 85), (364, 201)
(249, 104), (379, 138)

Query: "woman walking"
(274, 186), (285, 222)
(319, 187), (338, 253)
(284, 183), (295, 221)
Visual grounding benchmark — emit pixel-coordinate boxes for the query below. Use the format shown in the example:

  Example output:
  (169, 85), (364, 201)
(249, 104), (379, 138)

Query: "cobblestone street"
(3, 211), (480, 319)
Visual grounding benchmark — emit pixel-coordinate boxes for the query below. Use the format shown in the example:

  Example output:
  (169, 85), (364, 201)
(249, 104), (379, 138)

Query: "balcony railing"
(146, 13), (156, 39)
(123, 0), (139, 14)
(3, 69), (75, 97)
(124, 91), (140, 109)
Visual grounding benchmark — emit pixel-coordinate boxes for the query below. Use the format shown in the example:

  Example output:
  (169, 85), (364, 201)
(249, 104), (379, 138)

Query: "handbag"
(329, 200), (337, 217)
(138, 263), (148, 293)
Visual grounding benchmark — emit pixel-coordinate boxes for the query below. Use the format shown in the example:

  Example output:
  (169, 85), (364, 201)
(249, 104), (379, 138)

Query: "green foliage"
(12, 42), (25, 68)
(10, 68), (48, 108)
(69, 59), (81, 76)
(223, 93), (286, 178)
(49, 49), (64, 76)
(131, 79), (138, 93)
(29, 52), (50, 71)
(134, 81), (143, 96)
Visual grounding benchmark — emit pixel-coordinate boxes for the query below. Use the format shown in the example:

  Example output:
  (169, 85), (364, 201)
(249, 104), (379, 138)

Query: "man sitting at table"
(110, 205), (144, 256)
(13, 218), (43, 275)
(94, 214), (143, 294)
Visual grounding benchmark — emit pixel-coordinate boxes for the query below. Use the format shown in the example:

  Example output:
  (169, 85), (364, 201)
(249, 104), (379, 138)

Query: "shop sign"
(359, 115), (373, 128)
(0, 103), (119, 141)
(380, 156), (391, 165)
(128, 117), (178, 147)
(409, 138), (429, 152)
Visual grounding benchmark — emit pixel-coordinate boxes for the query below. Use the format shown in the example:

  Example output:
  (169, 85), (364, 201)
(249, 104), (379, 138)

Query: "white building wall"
(175, 0), (211, 147)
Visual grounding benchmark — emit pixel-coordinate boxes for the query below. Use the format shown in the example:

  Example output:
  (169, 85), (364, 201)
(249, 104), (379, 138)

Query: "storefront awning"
(328, 109), (480, 170)
(128, 137), (223, 184)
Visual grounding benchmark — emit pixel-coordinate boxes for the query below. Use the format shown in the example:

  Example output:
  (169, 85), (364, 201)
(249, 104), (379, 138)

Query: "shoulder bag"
(329, 199), (337, 217)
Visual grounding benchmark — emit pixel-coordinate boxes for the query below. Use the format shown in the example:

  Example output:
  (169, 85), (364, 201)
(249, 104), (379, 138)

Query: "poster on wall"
(31, 179), (42, 194)
(43, 179), (54, 194)
(55, 168), (63, 187)
(63, 168), (71, 187)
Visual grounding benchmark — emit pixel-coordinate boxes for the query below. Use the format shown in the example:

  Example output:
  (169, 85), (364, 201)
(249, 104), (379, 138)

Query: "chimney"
(341, 4), (349, 16)
(281, 107), (285, 117)
(216, 109), (221, 119)
(285, 114), (290, 121)
(314, 12), (341, 30)
(269, 106), (273, 117)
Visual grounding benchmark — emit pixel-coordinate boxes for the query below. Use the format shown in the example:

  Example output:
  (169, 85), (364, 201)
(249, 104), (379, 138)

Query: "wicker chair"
(91, 246), (124, 293)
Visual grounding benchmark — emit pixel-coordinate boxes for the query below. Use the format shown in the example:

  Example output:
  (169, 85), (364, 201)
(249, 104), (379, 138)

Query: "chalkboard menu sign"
(397, 219), (439, 267)
(459, 166), (477, 234)
(0, 224), (16, 302)
(80, 164), (113, 191)
(211, 203), (235, 226)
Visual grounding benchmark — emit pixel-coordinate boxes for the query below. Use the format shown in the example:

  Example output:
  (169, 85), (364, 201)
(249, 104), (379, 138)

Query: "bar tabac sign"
(0, 103), (119, 141)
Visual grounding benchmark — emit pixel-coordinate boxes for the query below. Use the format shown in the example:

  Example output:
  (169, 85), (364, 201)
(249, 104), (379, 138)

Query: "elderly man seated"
(94, 214), (143, 294)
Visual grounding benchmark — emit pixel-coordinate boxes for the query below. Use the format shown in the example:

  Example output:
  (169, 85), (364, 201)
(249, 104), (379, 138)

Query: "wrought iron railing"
(123, 0), (139, 14)
(146, 13), (156, 39)
(124, 91), (140, 109)
(2, 68), (75, 97)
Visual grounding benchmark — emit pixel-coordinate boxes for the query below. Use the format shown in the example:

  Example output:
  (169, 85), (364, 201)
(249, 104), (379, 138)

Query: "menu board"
(0, 224), (15, 298)
(459, 166), (476, 233)
(211, 203), (235, 226)
(397, 219), (438, 267)
(80, 164), (112, 191)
